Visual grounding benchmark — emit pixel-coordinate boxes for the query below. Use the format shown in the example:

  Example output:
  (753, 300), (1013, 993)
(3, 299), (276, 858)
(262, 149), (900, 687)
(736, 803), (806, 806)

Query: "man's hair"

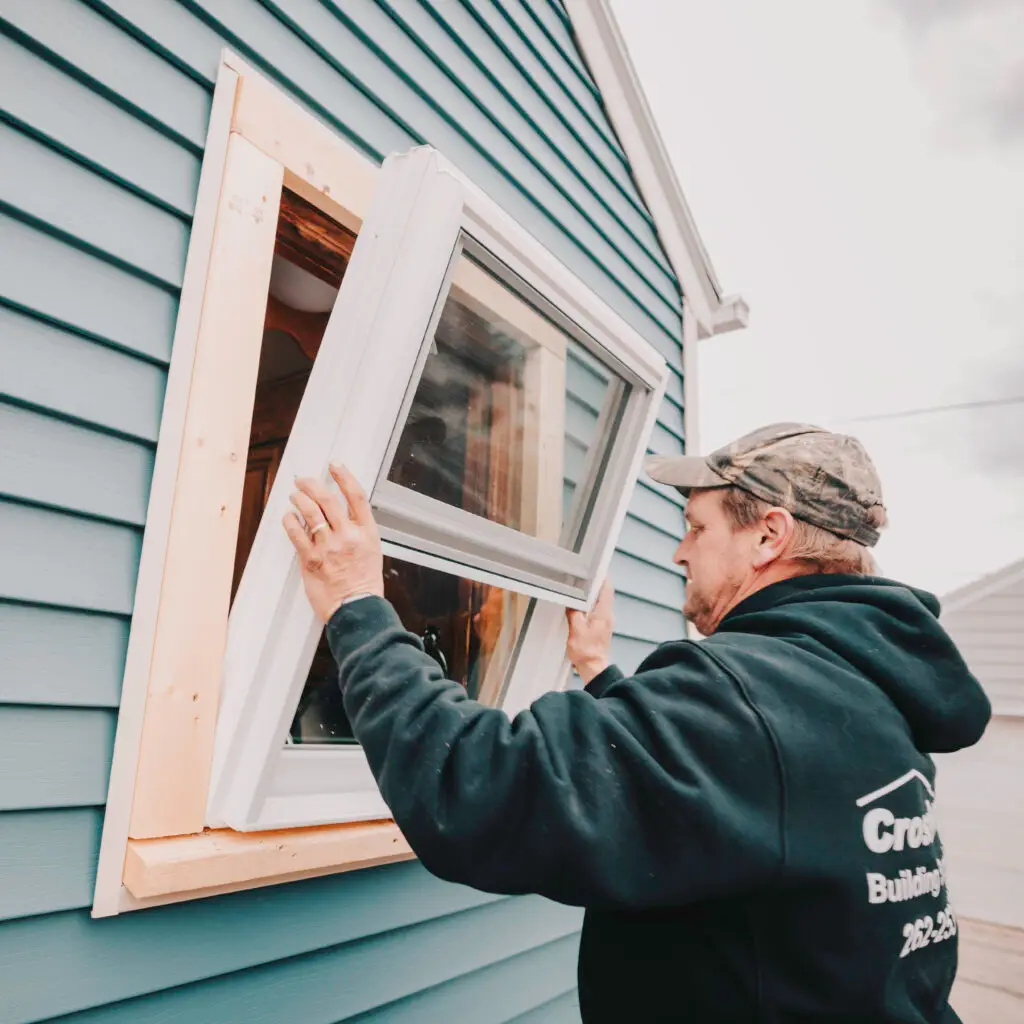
(718, 487), (886, 576)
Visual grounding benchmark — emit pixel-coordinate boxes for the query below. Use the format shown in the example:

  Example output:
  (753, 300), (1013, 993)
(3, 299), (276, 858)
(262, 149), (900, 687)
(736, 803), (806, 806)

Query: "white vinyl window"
(207, 146), (668, 832)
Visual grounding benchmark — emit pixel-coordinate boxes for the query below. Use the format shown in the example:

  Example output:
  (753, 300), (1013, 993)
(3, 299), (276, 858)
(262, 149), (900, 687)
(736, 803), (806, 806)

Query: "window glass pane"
(383, 249), (627, 551)
(289, 556), (526, 745)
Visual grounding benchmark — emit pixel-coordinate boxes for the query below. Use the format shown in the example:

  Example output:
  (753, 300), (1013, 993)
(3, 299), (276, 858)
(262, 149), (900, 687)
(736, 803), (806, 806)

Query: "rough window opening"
(230, 191), (520, 748)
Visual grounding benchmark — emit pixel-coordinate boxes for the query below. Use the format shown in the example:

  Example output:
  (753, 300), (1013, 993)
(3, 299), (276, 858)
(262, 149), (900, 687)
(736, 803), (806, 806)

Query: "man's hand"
(566, 579), (614, 684)
(283, 463), (385, 623)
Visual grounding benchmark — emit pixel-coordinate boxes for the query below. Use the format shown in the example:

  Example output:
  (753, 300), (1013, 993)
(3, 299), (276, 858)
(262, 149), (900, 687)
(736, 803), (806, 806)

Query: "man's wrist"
(576, 658), (610, 685)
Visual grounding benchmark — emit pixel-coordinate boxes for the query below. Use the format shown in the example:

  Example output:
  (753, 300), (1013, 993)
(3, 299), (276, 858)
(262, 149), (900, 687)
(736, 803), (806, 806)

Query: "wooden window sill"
(124, 820), (413, 900)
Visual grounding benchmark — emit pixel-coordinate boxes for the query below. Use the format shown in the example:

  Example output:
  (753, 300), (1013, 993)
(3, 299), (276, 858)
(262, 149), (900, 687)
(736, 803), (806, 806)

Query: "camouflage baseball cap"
(644, 422), (886, 547)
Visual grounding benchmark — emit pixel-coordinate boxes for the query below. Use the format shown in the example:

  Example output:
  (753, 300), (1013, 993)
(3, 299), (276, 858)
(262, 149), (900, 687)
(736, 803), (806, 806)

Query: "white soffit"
(566, 0), (748, 338)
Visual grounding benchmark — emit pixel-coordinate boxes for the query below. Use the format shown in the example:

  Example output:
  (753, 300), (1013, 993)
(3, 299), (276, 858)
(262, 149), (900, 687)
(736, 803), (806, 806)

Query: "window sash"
(373, 481), (589, 599)
(207, 146), (668, 832)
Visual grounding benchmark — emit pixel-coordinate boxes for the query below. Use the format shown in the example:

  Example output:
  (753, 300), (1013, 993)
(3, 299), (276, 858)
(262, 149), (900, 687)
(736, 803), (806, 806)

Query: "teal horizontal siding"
(520, 0), (599, 97)
(0, 305), (166, 445)
(0, 808), (102, 922)
(508, 988), (582, 1023)
(0, 121), (188, 290)
(0, 863), (505, 1022)
(358, 0), (670, 298)
(0, 1), (687, 1019)
(0, 31), (200, 216)
(0, 403), (153, 527)
(463, 0), (624, 180)
(2, 0), (211, 151)
(0, 706), (115, 812)
(0, 602), (127, 708)
(0, 212), (177, 364)
(342, 933), (580, 1024)
(492, 0), (616, 160)
(42, 897), (581, 1024)
(91, 0), (227, 84)
(427, 0), (644, 225)
(0, 501), (140, 615)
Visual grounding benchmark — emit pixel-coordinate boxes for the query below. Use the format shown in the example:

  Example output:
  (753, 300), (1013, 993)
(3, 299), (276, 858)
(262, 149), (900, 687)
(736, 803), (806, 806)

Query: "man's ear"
(752, 507), (795, 569)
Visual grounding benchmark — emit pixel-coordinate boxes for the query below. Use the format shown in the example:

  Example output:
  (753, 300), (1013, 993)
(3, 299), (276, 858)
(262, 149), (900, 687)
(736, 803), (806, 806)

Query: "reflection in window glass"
(385, 250), (626, 551)
(289, 556), (525, 745)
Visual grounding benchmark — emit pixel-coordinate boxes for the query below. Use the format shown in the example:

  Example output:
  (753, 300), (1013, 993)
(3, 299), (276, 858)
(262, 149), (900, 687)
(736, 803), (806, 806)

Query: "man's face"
(674, 489), (756, 635)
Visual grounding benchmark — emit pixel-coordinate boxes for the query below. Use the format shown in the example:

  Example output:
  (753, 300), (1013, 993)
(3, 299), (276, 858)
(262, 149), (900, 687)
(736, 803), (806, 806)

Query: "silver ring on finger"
(308, 521), (330, 539)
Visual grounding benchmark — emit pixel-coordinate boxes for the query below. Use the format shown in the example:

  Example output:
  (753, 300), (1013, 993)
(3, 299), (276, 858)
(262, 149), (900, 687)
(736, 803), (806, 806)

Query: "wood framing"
(92, 59), (242, 918)
(95, 49), (668, 916)
(129, 135), (283, 840)
(93, 52), (389, 917)
(124, 822), (413, 900)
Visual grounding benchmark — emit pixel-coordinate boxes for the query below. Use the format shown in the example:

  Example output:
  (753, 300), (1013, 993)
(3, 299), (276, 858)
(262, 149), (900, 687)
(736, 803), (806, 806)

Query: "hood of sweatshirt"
(714, 574), (991, 754)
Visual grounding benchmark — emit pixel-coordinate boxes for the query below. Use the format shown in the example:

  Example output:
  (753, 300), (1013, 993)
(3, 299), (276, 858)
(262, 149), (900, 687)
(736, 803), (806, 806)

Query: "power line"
(843, 394), (1024, 424)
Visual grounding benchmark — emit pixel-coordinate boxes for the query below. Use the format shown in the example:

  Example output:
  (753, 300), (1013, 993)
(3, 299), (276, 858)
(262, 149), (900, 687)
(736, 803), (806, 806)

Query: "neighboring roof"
(940, 558), (1024, 717)
(566, 0), (748, 338)
(940, 557), (1024, 616)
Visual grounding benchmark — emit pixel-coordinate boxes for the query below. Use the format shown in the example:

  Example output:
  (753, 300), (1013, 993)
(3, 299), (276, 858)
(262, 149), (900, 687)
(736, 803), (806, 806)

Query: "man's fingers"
(294, 476), (346, 532)
(592, 579), (614, 617)
(283, 511), (313, 559)
(290, 490), (325, 531)
(330, 463), (375, 528)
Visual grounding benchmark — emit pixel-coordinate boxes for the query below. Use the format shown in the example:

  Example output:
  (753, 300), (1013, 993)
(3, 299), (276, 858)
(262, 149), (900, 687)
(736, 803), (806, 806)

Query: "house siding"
(941, 570), (1024, 715)
(938, 567), (1024, 1021)
(0, 1), (686, 1020)
(938, 569), (1024, 932)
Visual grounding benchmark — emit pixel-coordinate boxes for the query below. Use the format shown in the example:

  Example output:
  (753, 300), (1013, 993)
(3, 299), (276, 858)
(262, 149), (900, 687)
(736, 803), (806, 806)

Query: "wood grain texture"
(275, 186), (356, 286)
(129, 134), (283, 840)
(230, 58), (378, 233)
(124, 821), (412, 898)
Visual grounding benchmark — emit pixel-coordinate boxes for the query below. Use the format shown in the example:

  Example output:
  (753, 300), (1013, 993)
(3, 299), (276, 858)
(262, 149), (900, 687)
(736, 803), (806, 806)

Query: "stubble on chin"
(683, 589), (714, 637)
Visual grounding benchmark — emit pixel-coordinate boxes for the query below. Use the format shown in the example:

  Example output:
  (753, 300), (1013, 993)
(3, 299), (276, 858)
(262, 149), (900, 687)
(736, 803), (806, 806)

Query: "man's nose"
(673, 540), (687, 566)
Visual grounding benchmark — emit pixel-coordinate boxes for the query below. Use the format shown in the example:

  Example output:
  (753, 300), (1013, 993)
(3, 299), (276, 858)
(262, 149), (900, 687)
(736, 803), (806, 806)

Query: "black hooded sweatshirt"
(326, 575), (991, 1023)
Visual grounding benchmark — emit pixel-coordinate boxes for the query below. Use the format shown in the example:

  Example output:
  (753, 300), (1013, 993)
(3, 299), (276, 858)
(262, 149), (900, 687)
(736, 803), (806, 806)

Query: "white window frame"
(206, 146), (667, 832)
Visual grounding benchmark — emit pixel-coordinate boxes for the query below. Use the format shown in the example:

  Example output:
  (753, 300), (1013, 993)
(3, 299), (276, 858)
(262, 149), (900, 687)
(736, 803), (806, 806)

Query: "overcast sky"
(611, 0), (1024, 596)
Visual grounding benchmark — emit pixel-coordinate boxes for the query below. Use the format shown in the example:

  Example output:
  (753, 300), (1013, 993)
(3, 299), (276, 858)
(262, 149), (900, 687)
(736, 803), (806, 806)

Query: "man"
(283, 422), (991, 1023)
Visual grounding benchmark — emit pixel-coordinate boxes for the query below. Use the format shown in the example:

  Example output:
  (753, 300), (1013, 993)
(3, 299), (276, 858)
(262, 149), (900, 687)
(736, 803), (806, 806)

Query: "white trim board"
(566, 0), (748, 339)
(91, 60), (242, 919)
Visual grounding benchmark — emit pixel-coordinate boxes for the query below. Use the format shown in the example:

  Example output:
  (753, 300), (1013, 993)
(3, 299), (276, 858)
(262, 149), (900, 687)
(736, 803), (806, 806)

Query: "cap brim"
(643, 455), (728, 495)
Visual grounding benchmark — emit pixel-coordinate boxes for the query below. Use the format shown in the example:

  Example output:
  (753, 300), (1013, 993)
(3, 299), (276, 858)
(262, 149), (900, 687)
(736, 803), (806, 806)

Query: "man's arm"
(283, 465), (784, 908)
(329, 595), (783, 909)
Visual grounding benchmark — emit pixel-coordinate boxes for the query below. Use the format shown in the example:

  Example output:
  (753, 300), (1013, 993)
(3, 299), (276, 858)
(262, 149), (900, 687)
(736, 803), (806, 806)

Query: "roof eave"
(566, 0), (747, 338)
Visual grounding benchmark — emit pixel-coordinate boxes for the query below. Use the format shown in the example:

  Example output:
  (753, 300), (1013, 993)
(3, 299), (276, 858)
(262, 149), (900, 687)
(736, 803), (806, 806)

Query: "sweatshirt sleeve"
(328, 597), (784, 910)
